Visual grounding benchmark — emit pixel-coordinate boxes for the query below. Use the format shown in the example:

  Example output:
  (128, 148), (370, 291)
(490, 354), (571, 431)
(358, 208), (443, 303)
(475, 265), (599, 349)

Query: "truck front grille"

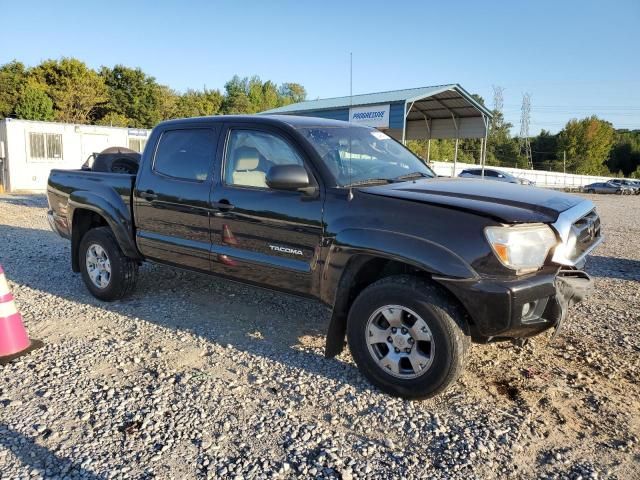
(569, 210), (601, 262)
(551, 202), (603, 267)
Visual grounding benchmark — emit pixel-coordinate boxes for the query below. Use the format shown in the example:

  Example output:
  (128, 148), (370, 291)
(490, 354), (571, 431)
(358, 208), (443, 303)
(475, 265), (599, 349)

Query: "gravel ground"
(0, 193), (638, 480)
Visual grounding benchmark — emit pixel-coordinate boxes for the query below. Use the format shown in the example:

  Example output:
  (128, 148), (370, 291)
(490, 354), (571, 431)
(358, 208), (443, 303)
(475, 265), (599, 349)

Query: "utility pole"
(349, 52), (353, 102)
(492, 86), (504, 122)
(489, 86), (505, 172)
(563, 150), (566, 174)
(519, 93), (533, 169)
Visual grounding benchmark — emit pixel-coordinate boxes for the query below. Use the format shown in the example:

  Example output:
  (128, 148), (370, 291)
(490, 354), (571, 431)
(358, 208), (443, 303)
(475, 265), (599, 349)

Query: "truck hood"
(361, 178), (583, 223)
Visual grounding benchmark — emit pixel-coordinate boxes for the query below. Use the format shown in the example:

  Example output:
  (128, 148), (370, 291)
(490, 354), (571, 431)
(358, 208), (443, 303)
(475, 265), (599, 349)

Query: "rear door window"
(154, 129), (217, 181)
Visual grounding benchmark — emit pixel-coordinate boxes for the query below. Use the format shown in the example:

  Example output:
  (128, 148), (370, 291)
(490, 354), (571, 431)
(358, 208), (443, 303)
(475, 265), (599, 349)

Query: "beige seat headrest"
(234, 146), (260, 171)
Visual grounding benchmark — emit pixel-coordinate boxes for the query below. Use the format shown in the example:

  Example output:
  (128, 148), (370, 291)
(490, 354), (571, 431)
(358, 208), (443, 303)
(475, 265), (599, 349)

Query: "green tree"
(14, 82), (54, 121)
(486, 103), (520, 167)
(31, 58), (107, 124)
(247, 77), (279, 111)
(0, 60), (28, 118)
(156, 85), (179, 121)
(222, 75), (251, 114)
(557, 116), (615, 175)
(530, 129), (559, 170)
(175, 88), (223, 118)
(95, 112), (130, 127)
(606, 130), (640, 176)
(279, 82), (307, 104)
(222, 75), (306, 113)
(407, 138), (478, 163)
(99, 65), (168, 127)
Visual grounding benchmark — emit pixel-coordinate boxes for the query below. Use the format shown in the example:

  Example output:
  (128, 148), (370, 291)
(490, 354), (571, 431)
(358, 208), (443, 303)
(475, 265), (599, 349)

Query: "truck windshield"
(298, 125), (435, 186)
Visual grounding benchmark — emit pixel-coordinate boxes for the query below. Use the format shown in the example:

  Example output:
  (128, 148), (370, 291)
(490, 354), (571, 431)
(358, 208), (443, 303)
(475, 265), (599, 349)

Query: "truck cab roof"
(155, 114), (350, 130)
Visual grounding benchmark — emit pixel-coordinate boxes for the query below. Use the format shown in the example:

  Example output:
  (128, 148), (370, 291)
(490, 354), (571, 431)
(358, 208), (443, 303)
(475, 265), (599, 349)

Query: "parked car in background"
(518, 177), (536, 186)
(608, 179), (639, 195)
(459, 168), (534, 185)
(582, 181), (627, 195)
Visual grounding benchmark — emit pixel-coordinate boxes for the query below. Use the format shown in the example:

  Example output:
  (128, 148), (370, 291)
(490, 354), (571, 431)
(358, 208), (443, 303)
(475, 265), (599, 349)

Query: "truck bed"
(47, 169), (136, 239)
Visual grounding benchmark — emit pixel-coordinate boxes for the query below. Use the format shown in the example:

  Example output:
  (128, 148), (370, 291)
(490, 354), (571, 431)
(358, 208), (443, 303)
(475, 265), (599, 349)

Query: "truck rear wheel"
(347, 275), (470, 399)
(79, 227), (138, 301)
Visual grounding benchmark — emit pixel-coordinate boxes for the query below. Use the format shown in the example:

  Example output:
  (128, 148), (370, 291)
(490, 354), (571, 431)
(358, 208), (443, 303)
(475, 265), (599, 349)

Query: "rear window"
(153, 129), (217, 181)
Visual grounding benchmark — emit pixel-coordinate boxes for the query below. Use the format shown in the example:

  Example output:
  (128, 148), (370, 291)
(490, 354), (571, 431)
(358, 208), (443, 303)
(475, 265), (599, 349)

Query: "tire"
(109, 158), (139, 174)
(615, 190), (622, 195)
(346, 275), (470, 400)
(79, 227), (138, 301)
(92, 152), (141, 174)
(587, 189), (596, 194)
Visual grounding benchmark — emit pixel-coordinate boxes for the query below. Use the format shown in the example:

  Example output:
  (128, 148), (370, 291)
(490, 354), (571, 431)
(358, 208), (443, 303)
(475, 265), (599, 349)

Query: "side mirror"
(266, 164), (311, 191)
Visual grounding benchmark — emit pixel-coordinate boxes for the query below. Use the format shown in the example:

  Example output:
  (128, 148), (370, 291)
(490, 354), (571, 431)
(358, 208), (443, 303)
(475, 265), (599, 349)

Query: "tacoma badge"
(269, 245), (303, 256)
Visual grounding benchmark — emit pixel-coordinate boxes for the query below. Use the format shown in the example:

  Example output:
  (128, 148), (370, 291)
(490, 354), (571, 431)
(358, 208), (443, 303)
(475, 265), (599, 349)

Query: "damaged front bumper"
(548, 270), (593, 339)
(437, 268), (594, 342)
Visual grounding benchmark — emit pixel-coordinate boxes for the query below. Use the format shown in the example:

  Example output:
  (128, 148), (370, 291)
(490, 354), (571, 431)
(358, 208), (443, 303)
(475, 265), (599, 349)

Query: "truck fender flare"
(323, 228), (477, 358)
(68, 190), (141, 265)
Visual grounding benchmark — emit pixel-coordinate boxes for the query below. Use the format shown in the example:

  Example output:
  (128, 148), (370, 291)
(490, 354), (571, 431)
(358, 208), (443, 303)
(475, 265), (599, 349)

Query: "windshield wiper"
(394, 171), (432, 181)
(347, 178), (395, 187)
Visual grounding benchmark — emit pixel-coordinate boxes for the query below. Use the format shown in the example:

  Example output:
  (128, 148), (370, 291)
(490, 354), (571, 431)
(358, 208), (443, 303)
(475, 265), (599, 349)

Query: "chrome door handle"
(139, 190), (157, 200)
(213, 200), (234, 212)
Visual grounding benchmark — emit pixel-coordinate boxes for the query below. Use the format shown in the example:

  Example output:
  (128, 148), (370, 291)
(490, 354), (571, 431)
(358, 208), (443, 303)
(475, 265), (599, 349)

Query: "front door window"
(224, 130), (304, 188)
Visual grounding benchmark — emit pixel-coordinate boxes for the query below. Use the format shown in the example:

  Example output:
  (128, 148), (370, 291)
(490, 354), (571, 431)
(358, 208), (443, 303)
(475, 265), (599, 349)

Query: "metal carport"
(262, 84), (493, 175)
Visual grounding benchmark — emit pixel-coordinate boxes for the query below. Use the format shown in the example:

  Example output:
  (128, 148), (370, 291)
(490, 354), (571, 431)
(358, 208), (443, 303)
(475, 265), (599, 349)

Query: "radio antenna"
(348, 52), (354, 200)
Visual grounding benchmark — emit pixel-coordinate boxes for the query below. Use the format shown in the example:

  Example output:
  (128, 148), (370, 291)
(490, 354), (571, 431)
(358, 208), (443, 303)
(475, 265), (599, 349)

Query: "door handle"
(139, 190), (158, 200)
(213, 200), (235, 212)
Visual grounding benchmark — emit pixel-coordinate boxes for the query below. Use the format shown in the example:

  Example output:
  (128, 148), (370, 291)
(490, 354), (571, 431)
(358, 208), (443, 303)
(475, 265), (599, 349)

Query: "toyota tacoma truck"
(47, 115), (602, 399)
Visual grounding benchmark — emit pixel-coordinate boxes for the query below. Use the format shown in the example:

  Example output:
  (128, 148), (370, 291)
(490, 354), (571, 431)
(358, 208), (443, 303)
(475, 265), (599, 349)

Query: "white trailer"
(0, 119), (150, 192)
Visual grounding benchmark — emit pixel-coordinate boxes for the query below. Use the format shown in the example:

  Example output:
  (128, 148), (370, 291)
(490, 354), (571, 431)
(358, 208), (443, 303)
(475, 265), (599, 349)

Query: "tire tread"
(79, 227), (138, 301)
(347, 274), (470, 399)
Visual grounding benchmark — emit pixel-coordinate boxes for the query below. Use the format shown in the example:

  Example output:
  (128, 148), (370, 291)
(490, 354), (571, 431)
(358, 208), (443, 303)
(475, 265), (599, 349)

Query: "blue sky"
(2, 0), (639, 133)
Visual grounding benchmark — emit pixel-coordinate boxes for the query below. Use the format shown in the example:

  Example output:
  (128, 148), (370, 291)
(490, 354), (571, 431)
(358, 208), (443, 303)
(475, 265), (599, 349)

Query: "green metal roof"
(262, 83), (492, 117)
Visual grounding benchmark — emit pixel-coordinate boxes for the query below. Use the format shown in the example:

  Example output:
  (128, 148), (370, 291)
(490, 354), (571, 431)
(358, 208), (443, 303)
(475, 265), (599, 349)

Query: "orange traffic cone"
(0, 265), (43, 365)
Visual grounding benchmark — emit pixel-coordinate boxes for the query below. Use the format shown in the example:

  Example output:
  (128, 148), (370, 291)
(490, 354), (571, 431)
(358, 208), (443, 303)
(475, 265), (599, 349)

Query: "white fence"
(430, 161), (615, 189)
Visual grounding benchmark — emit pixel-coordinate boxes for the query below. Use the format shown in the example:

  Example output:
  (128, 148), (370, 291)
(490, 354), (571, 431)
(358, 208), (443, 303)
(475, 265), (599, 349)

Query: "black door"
(209, 124), (324, 296)
(134, 125), (220, 272)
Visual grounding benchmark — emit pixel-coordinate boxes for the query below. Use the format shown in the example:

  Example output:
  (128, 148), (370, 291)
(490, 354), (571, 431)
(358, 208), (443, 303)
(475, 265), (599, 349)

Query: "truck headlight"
(485, 224), (558, 273)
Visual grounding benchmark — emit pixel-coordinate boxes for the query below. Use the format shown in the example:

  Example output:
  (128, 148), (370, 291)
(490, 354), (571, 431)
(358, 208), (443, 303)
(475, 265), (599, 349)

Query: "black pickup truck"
(47, 115), (602, 399)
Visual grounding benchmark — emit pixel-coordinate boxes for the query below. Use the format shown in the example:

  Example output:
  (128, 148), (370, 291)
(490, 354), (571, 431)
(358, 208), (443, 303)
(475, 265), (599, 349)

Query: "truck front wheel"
(79, 227), (138, 301)
(347, 275), (470, 399)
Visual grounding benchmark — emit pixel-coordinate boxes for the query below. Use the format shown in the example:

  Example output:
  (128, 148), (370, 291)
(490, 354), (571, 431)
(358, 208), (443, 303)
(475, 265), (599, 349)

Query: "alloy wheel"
(365, 305), (435, 379)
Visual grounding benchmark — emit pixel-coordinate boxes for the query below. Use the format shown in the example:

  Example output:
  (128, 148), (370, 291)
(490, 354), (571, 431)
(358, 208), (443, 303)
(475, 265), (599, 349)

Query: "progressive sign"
(349, 104), (390, 128)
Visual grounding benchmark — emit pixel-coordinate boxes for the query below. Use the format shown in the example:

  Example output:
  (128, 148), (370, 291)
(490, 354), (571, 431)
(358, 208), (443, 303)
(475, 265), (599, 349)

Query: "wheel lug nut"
(387, 337), (393, 343)
(391, 327), (397, 333)
(409, 338), (414, 344)
(401, 327), (407, 334)
(394, 347), (400, 353)
(405, 348), (411, 353)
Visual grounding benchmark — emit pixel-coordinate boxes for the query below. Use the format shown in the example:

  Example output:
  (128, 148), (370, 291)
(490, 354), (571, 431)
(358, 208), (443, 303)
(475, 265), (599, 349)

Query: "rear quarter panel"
(47, 170), (139, 259)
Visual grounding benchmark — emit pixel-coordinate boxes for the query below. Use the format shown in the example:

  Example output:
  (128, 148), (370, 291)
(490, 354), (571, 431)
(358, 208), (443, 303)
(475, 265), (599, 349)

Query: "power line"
(503, 104), (640, 109)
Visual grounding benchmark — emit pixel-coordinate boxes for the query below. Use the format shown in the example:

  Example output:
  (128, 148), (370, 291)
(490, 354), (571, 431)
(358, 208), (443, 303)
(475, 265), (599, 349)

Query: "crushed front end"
(438, 201), (603, 342)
